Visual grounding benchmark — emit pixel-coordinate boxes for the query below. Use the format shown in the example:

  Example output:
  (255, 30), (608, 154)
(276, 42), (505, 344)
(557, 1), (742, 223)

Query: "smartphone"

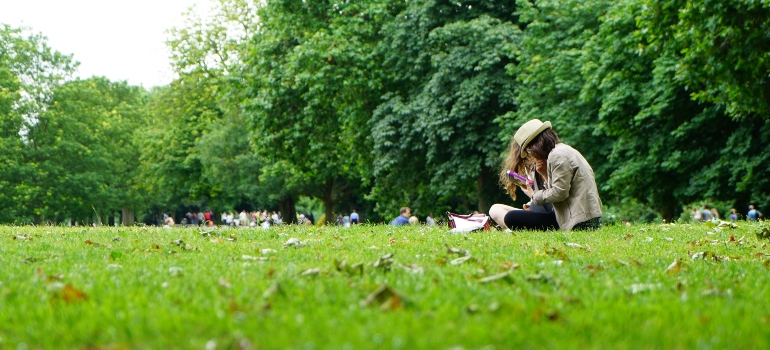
(506, 170), (534, 187)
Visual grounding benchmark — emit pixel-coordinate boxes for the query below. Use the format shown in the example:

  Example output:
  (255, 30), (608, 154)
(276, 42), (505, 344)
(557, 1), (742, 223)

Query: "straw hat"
(513, 119), (552, 158)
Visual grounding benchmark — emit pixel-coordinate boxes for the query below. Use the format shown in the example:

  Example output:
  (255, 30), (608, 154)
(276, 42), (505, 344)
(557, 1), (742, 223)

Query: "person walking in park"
(489, 119), (602, 231)
(350, 210), (359, 224)
(390, 207), (411, 226)
(729, 208), (738, 221)
(748, 205), (763, 222)
(700, 205), (713, 222)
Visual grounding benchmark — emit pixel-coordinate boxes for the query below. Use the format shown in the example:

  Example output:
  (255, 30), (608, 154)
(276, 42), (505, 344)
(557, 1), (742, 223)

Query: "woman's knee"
(489, 204), (511, 227)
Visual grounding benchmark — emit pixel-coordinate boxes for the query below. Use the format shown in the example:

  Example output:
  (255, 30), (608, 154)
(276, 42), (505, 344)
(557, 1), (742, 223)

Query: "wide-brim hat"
(513, 119), (552, 158)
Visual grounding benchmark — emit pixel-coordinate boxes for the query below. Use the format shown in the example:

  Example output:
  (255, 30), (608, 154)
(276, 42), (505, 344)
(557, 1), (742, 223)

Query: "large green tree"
(242, 0), (401, 222)
(22, 77), (149, 224)
(371, 0), (521, 218)
(138, 0), (260, 218)
(0, 24), (76, 224)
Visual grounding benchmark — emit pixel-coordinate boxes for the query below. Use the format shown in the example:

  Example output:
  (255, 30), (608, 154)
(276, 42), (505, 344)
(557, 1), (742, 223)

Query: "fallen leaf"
(283, 238), (305, 248)
(445, 244), (471, 257)
(262, 281), (283, 299)
(627, 283), (661, 294)
(61, 284), (88, 303)
(374, 253), (394, 271)
(564, 242), (586, 250)
(335, 259), (364, 276)
(242, 255), (268, 261)
(665, 259), (681, 274)
(478, 271), (514, 284)
(500, 262), (520, 271)
(360, 284), (409, 311)
(300, 268), (320, 276)
(398, 263), (423, 274)
(449, 255), (473, 265)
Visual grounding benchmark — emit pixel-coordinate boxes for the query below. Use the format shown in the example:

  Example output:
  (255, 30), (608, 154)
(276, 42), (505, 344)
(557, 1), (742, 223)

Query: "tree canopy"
(1, 0), (769, 224)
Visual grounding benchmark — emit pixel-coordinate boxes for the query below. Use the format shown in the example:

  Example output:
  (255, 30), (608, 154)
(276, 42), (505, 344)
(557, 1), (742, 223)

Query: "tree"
(23, 77), (149, 224)
(138, 0), (260, 217)
(371, 0), (521, 217)
(242, 0), (401, 222)
(0, 24), (76, 223)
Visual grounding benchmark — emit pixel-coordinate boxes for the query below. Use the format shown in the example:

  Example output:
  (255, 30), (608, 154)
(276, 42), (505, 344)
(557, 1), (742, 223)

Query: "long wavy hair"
(499, 129), (561, 200)
(499, 139), (534, 200)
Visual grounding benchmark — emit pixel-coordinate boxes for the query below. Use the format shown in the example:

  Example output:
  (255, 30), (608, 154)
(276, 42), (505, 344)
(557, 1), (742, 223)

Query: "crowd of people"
(159, 210), (285, 229)
(691, 205), (763, 223)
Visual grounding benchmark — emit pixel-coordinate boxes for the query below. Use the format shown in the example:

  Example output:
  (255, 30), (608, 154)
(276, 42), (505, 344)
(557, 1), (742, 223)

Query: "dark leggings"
(503, 210), (559, 231)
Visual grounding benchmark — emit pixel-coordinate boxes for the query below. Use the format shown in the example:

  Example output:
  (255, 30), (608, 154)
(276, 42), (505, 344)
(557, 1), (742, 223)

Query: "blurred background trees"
(1, 0), (768, 224)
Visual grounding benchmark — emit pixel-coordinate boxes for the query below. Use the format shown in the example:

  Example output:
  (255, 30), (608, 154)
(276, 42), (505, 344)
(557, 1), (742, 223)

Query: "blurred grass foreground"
(2, 221), (770, 349)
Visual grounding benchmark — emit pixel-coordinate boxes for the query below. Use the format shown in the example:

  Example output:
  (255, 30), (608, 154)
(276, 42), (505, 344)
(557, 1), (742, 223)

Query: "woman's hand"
(521, 183), (535, 198)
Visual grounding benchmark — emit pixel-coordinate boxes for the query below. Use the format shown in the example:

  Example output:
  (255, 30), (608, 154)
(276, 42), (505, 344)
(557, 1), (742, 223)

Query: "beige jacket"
(531, 143), (602, 231)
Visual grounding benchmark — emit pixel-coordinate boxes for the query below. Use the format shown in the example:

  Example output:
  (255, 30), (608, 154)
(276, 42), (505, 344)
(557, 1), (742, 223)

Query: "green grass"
(2, 222), (770, 349)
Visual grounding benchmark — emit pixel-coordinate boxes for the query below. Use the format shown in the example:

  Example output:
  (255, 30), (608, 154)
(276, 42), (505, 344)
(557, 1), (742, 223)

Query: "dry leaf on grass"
(478, 271), (514, 284)
(361, 284), (410, 311)
(449, 255), (474, 265)
(300, 268), (321, 276)
(445, 244), (471, 257)
(373, 253), (394, 271)
(283, 238), (305, 248)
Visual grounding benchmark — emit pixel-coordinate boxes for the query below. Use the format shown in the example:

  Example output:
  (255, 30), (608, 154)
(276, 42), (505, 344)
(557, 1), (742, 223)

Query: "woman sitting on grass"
(489, 119), (603, 231)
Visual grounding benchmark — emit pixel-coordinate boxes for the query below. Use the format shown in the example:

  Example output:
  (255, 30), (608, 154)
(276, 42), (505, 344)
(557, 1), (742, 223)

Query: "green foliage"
(242, 0), (398, 222)
(371, 1), (520, 216)
(3, 223), (770, 348)
(24, 77), (149, 222)
(514, 0), (770, 220)
(639, 0), (770, 118)
(4, 0), (770, 224)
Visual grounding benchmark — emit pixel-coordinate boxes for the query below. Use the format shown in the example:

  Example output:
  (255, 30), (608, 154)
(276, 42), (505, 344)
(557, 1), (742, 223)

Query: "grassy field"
(2, 221), (770, 349)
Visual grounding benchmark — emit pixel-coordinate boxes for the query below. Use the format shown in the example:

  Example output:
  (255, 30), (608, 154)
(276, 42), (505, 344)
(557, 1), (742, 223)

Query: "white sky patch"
(0, 0), (212, 88)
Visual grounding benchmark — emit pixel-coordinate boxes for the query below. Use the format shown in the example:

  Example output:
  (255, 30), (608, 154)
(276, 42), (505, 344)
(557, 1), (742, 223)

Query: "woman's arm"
(532, 153), (573, 205)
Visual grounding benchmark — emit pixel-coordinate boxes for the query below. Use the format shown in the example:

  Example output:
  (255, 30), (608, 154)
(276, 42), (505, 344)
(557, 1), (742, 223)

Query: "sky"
(0, 0), (211, 88)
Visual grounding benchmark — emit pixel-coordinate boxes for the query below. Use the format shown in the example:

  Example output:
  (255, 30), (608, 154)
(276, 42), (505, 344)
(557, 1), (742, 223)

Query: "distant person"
(700, 205), (713, 222)
(343, 214), (351, 228)
(197, 211), (204, 225)
(728, 208), (738, 221)
(710, 207), (720, 220)
(748, 205), (763, 222)
(239, 210), (248, 227)
(390, 207), (411, 226)
(692, 207), (702, 222)
(336, 214), (344, 226)
(163, 216), (175, 228)
(350, 210), (359, 224)
(426, 213), (436, 226)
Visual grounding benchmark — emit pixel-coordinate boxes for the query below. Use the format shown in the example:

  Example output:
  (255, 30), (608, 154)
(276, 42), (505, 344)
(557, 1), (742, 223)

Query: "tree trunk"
(121, 208), (135, 226)
(278, 195), (297, 224)
(323, 197), (335, 225)
(477, 169), (489, 214)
